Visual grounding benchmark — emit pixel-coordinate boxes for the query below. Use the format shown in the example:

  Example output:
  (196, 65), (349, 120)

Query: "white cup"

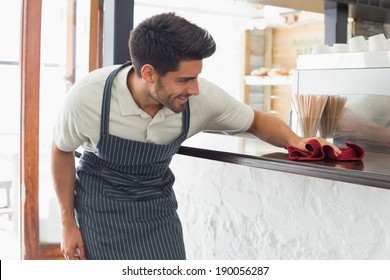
(311, 44), (330, 54)
(331, 43), (348, 53)
(348, 36), (368, 52)
(368, 34), (388, 51)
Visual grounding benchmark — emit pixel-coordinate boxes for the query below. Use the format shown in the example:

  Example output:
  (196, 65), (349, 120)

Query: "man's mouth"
(176, 94), (190, 103)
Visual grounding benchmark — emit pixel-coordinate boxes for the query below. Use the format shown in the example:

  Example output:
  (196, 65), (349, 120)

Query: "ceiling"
(247, 0), (390, 24)
(246, 0), (324, 13)
(136, 0), (390, 25)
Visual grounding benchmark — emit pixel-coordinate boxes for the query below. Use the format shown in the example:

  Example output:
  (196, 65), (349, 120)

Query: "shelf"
(292, 67), (390, 96)
(297, 51), (390, 70)
(244, 75), (292, 86)
(294, 52), (390, 95)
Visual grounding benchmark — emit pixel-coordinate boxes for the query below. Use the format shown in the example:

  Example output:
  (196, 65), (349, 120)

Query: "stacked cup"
(331, 43), (348, 53)
(348, 35), (368, 52)
(311, 44), (330, 54)
(367, 34), (388, 51)
(310, 33), (390, 54)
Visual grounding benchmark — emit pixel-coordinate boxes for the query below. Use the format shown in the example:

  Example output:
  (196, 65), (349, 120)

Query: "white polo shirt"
(53, 65), (254, 153)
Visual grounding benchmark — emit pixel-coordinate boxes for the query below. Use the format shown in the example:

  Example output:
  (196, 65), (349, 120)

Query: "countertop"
(178, 132), (390, 190)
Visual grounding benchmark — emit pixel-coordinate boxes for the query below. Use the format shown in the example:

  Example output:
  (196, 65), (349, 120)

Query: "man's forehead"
(173, 60), (203, 76)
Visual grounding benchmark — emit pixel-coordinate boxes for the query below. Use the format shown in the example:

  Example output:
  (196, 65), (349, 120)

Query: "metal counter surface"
(178, 132), (390, 190)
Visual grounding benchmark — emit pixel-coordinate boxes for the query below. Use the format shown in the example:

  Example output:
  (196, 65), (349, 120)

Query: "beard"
(151, 78), (188, 113)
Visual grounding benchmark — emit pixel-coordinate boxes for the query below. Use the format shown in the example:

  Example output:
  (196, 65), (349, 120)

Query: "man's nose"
(187, 79), (199, 96)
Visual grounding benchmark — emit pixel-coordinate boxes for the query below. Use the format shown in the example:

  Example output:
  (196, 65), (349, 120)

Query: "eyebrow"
(177, 76), (197, 81)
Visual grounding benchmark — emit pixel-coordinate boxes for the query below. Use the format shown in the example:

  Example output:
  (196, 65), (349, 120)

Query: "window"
(0, 0), (22, 260)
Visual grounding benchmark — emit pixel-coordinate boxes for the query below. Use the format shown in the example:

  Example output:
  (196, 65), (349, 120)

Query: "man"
(52, 12), (340, 260)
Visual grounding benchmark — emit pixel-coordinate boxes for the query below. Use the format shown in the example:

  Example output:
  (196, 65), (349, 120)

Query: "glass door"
(38, 0), (90, 245)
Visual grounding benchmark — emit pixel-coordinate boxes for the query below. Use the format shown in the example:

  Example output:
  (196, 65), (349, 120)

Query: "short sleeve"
(52, 85), (88, 152)
(188, 78), (254, 135)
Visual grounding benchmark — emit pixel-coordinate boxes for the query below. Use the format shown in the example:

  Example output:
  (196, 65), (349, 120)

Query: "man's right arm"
(51, 142), (86, 260)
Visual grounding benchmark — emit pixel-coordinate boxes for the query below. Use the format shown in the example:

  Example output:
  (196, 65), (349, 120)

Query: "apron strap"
(182, 101), (190, 136)
(101, 61), (132, 135)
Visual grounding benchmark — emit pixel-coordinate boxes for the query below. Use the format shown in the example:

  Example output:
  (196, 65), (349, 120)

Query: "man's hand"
(61, 224), (86, 260)
(295, 137), (342, 155)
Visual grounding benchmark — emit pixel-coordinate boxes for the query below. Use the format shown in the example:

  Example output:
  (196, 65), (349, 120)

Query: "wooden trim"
(66, 0), (77, 91)
(20, 0), (42, 260)
(264, 29), (273, 68)
(38, 244), (65, 260)
(242, 30), (251, 105)
(264, 29), (273, 114)
(89, 0), (104, 71)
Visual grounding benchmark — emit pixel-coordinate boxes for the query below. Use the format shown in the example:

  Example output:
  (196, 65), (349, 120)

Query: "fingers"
(331, 144), (342, 155)
(315, 137), (342, 155)
(62, 251), (81, 260)
(306, 137), (342, 155)
(61, 245), (86, 260)
(61, 249), (77, 260)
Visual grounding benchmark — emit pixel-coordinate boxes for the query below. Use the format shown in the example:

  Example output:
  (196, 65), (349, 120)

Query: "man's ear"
(140, 64), (156, 82)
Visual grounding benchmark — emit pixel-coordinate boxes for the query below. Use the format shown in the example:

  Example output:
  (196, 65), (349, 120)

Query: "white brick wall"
(171, 154), (390, 259)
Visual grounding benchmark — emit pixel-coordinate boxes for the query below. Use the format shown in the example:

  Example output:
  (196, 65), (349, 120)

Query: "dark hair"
(129, 12), (216, 77)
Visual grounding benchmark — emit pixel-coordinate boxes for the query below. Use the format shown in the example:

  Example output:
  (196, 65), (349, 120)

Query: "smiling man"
(128, 59), (202, 115)
(51, 12), (339, 260)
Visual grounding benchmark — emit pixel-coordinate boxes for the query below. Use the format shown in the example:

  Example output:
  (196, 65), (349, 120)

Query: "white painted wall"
(171, 154), (390, 260)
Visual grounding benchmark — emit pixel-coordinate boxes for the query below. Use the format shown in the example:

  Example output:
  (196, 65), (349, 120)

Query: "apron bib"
(74, 62), (189, 260)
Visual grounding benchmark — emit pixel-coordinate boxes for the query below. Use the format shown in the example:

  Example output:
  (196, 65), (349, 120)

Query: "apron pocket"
(102, 182), (164, 201)
(100, 167), (165, 201)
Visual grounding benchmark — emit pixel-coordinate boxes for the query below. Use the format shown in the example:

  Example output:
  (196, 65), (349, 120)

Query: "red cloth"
(286, 139), (365, 161)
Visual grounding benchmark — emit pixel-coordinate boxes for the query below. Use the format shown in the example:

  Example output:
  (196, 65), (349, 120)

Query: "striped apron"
(74, 62), (189, 260)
